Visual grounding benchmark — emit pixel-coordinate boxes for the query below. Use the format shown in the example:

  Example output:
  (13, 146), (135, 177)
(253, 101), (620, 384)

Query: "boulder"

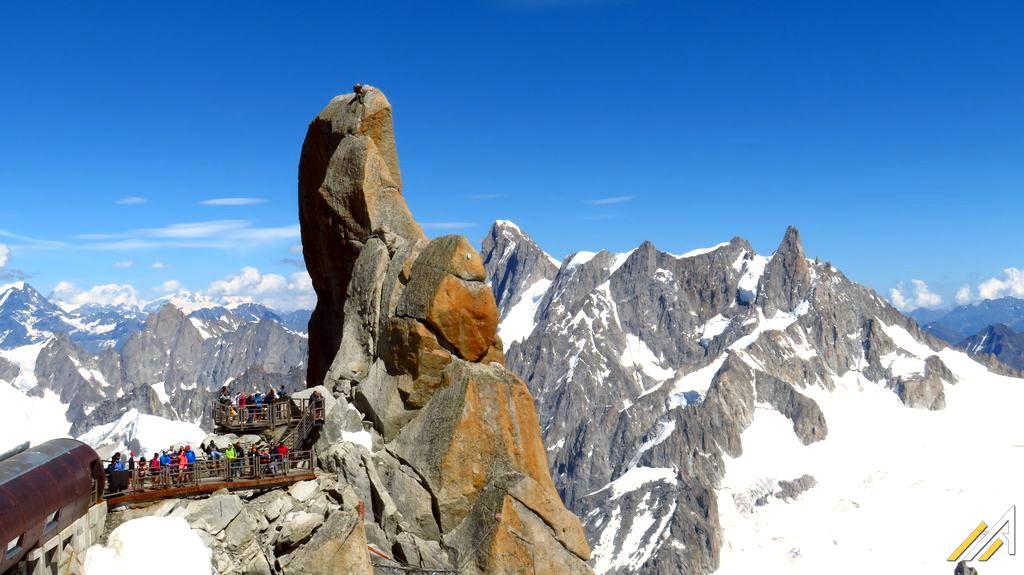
(223, 508), (260, 549)
(253, 490), (295, 523)
(276, 511), (323, 550)
(185, 493), (244, 535)
(283, 508), (373, 575)
(397, 236), (500, 362)
(288, 479), (320, 503)
(383, 317), (453, 408)
(240, 547), (272, 575)
(315, 396), (368, 454)
(203, 433), (238, 451)
(393, 532), (451, 569)
(774, 474), (817, 501)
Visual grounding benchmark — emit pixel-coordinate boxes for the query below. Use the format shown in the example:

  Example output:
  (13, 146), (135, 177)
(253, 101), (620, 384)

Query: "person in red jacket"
(149, 453), (162, 487)
(273, 442), (289, 475)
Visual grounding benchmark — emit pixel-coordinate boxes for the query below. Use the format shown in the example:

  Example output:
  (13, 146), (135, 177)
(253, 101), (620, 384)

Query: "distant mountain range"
(909, 297), (1024, 342)
(0, 281), (312, 452)
(908, 297), (1024, 369)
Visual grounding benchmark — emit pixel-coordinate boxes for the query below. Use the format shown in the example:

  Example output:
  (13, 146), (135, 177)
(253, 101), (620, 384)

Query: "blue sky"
(1, 1), (1022, 311)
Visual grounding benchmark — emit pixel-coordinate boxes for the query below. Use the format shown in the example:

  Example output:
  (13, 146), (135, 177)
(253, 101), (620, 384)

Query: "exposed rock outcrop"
(488, 220), (982, 573)
(482, 220), (560, 318)
(103, 480), (372, 575)
(298, 88), (591, 573)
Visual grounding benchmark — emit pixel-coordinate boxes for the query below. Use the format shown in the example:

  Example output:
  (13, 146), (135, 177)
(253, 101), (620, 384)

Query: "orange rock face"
(425, 275), (499, 362)
(392, 361), (589, 564)
(383, 317), (453, 409)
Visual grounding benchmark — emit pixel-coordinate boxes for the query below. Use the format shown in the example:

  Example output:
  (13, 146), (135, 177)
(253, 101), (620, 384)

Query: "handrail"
(212, 398), (307, 432)
(101, 450), (316, 499)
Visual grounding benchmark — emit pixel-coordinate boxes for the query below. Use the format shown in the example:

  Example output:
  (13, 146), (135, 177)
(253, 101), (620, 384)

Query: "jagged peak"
(774, 225), (805, 259)
(493, 219), (522, 233)
(1, 281), (27, 293)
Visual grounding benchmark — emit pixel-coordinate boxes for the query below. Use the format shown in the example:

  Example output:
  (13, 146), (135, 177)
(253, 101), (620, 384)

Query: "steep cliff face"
(483, 221), (1017, 574)
(298, 88), (592, 573)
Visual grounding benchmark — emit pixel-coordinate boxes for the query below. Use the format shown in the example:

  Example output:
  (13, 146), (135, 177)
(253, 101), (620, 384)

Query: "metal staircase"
(279, 402), (321, 451)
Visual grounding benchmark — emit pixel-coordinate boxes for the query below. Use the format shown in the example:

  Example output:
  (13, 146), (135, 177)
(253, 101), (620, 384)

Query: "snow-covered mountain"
(911, 296), (1024, 343)
(482, 220), (1024, 574)
(960, 323), (1024, 371)
(0, 281), (312, 453)
(0, 281), (145, 352)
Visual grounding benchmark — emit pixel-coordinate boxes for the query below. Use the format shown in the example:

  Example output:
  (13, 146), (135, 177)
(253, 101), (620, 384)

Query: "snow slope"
(0, 383), (70, 453)
(716, 322), (1024, 575)
(77, 408), (207, 459)
(497, 278), (553, 348)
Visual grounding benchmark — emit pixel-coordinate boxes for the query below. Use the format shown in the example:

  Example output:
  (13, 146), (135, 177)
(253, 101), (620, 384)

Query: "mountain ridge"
(481, 218), (1024, 574)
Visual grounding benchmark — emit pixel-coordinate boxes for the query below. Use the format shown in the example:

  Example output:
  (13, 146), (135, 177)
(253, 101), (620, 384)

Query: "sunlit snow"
(497, 279), (553, 348)
(716, 322), (1024, 575)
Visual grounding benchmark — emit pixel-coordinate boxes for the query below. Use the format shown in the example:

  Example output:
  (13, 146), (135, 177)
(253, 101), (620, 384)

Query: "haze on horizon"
(1, 1), (1022, 313)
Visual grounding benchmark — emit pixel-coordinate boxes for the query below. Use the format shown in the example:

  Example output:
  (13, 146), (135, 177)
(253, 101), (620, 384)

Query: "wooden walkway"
(106, 471), (316, 505)
(103, 450), (317, 506)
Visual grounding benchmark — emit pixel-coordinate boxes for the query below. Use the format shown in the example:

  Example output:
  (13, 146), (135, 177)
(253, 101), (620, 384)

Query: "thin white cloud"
(420, 222), (475, 230)
(73, 220), (300, 250)
(200, 197), (268, 206)
(0, 229), (69, 249)
(889, 279), (942, 312)
(588, 195), (633, 205)
(152, 261), (169, 269)
(115, 196), (148, 205)
(0, 244), (8, 268)
(288, 244), (303, 254)
(52, 282), (142, 308)
(113, 260), (135, 269)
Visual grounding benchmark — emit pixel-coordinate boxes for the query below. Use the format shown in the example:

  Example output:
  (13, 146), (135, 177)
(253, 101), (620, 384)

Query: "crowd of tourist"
(105, 440), (296, 495)
(103, 383), (324, 495)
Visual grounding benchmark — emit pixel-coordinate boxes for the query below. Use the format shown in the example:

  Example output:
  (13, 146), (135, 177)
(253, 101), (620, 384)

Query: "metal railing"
(212, 398), (306, 432)
(281, 400), (324, 450)
(101, 450), (316, 498)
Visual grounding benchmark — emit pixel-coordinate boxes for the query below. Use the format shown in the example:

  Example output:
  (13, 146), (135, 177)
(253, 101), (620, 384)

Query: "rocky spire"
(299, 88), (426, 389)
(298, 88), (592, 573)
(481, 220), (560, 319)
(758, 225), (813, 316)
